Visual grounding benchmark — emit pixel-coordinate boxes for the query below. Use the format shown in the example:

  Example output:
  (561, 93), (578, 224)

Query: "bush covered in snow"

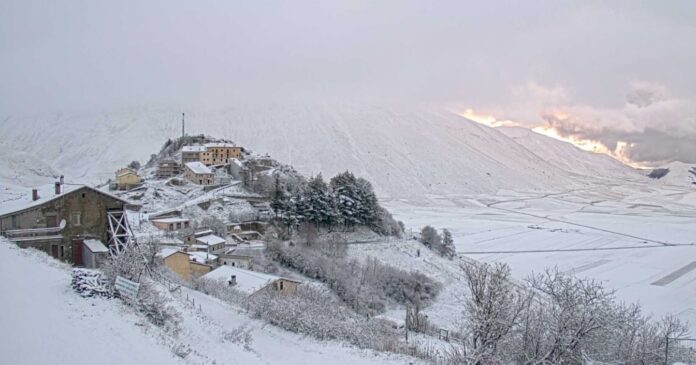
(446, 263), (691, 365)
(100, 241), (182, 334)
(419, 226), (456, 258)
(266, 238), (441, 316)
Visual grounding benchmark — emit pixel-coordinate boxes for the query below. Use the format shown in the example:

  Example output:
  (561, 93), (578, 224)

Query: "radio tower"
(181, 113), (185, 139)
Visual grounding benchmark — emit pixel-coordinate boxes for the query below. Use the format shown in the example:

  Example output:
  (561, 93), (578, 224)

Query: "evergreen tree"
(330, 171), (362, 228)
(440, 228), (456, 258)
(304, 174), (337, 228)
(270, 175), (286, 218)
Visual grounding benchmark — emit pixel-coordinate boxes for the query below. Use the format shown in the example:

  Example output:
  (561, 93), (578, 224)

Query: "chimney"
(59, 175), (64, 185)
(55, 182), (61, 195)
(229, 275), (237, 286)
(32, 188), (39, 201)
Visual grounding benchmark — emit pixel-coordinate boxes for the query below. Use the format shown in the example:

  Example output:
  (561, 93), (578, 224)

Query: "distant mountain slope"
(646, 161), (696, 187)
(498, 126), (641, 180)
(0, 105), (642, 201)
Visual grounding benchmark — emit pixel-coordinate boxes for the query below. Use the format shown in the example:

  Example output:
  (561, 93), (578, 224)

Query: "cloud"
(537, 85), (696, 166)
(625, 82), (667, 108)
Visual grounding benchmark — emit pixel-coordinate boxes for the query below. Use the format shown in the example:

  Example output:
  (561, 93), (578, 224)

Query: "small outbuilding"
(151, 217), (191, 232)
(218, 253), (253, 270)
(81, 239), (109, 268)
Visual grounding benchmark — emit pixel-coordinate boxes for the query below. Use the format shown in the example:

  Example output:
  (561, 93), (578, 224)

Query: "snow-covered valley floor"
(386, 181), (696, 334)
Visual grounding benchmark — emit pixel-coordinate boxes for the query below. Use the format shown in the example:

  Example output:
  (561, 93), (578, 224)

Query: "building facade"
(184, 162), (214, 185)
(115, 168), (142, 190)
(156, 159), (181, 178)
(0, 183), (128, 265)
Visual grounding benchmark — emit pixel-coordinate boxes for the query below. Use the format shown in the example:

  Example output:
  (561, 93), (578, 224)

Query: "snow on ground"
(0, 237), (422, 365)
(0, 239), (181, 365)
(348, 238), (470, 331)
(385, 181), (696, 334)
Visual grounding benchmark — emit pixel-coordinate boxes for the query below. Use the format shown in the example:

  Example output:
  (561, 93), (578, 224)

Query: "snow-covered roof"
(116, 170), (138, 178)
(230, 158), (244, 167)
(202, 266), (295, 295)
(83, 239), (109, 253)
(156, 248), (183, 259)
(194, 229), (214, 237)
(0, 183), (128, 217)
(196, 234), (226, 246)
(205, 142), (237, 148)
(185, 161), (213, 175)
(188, 251), (217, 264)
(151, 217), (189, 224)
(182, 145), (207, 153)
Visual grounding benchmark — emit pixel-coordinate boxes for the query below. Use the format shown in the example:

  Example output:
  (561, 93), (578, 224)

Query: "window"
(71, 212), (81, 226)
(279, 281), (284, 290)
(11, 215), (17, 229)
(60, 245), (65, 258)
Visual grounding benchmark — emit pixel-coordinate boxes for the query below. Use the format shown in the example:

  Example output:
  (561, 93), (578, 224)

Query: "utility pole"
(182, 113), (185, 139)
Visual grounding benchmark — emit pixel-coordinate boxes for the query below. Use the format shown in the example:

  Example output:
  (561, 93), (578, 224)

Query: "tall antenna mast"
(181, 112), (185, 139)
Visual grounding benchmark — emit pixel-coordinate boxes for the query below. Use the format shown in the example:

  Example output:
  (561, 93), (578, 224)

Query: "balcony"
(3, 221), (65, 243)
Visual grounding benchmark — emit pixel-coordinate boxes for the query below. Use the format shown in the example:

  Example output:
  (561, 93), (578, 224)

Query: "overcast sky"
(1, 1), (695, 165)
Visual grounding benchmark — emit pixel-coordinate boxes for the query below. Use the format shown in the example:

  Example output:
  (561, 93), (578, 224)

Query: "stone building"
(202, 266), (301, 296)
(0, 181), (129, 265)
(200, 143), (243, 166)
(115, 167), (142, 190)
(156, 159), (181, 178)
(218, 253), (253, 270)
(157, 248), (212, 281)
(184, 161), (214, 185)
(181, 145), (207, 164)
(150, 217), (190, 232)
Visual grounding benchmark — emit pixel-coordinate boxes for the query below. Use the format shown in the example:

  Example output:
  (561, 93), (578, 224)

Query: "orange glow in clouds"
(459, 108), (644, 168)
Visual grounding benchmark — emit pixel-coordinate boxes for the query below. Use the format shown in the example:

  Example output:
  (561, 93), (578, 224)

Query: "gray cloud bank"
(1, 1), (695, 165)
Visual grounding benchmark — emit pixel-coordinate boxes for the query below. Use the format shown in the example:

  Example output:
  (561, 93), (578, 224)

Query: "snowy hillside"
(0, 239), (422, 365)
(646, 161), (696, 188)
(0, 105), (643, 202)
(498, 126), (641, 180)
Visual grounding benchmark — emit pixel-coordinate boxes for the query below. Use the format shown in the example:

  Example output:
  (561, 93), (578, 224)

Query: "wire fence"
(667, 337), (696, 364)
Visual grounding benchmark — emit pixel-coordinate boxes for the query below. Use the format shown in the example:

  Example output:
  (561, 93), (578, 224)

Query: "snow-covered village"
(2, 2), (696, 365)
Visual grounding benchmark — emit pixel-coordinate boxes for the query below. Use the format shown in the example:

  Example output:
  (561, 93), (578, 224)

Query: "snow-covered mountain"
(498, 127), (640, 180)
(646, 161), (696, 187)
(0, 104), (645, 201)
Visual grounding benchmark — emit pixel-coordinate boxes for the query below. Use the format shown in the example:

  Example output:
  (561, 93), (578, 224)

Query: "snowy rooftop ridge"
(83, 239), (109, 253)
(205, 142), (237, 148)
(188, 251), (217, 264)
(202, 266), (298, 295)
(182, 145), (207, 153)
(196, 234), (226, 246)
(0, 183), (128, 217)
(185, 161), (212, 175)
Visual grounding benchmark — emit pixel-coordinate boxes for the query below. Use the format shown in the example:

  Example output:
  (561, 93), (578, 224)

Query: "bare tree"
(519, 268), (614, 364)
(459, 262), (531, 364)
